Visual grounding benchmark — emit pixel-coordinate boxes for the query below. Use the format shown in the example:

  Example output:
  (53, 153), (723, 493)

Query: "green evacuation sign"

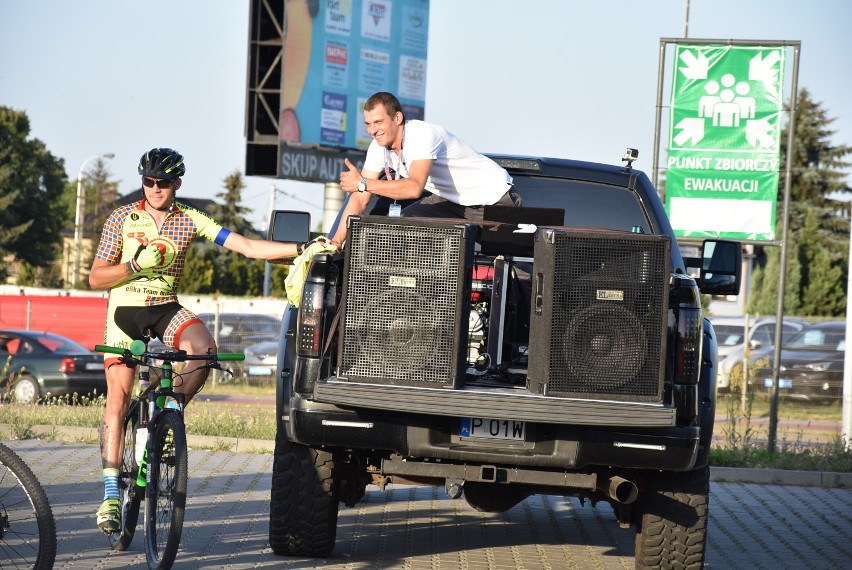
(665, 44), (785, 241)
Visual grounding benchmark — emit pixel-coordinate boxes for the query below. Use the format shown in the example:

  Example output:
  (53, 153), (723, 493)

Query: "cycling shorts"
(103, 302), (203, 365)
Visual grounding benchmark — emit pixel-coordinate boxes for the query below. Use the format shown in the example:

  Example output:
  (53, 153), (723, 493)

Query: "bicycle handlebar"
(94, 344), (245, 362)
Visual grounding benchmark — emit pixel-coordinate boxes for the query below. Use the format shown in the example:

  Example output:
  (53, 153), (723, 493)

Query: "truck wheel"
(634, 465), (709, 570)
(463, 482), (528, 513)
(269, 434), (339, 557)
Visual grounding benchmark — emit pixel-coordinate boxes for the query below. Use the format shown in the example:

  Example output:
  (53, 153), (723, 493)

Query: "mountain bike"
(0, 441), (57, 569)
(95, 339), (244, 570)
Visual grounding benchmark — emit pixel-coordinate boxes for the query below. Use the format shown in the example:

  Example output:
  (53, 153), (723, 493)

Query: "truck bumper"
(288, 399), (699, 472)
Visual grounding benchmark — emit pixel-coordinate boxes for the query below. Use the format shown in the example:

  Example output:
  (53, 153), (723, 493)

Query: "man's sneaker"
(96, 498), (122, 533)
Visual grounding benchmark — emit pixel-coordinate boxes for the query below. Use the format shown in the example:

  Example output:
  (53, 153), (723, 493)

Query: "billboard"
(279, 0), (429, 182)
(665, 44), (786, 241)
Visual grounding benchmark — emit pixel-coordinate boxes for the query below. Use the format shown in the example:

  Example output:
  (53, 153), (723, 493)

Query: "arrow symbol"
(673, 118), (705, 147)
(749, 51), (781, 82)
(745, 118), (775, 148)
(679, 50), (709, 80)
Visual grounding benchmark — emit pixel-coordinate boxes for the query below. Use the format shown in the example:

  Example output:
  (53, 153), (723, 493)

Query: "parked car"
(241, 340), (278, 385)
(0, 329), (106, 404)
(197, 313), (282, 353)
(751, 320), (846, 404)
(715, 316), (807, 391)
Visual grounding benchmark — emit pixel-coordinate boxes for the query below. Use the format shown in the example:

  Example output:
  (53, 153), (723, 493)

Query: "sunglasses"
(142, 177), (175, 189)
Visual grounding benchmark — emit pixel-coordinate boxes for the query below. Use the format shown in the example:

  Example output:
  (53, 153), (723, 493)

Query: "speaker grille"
(338, 217), (473, 388)
(528, 230), (670, 402)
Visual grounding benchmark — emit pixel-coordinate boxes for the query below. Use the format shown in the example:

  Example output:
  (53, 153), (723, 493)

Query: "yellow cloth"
(284, 239), (337, 307)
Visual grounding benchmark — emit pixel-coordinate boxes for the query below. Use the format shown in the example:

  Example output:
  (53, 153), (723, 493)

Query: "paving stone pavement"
(3, 439), (851, 569)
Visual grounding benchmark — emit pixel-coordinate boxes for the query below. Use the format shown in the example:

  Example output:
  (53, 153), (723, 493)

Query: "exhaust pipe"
(601, 476), (638, 504)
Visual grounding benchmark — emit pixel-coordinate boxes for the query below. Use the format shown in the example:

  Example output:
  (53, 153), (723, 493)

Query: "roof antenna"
(622, 148), (639, 169)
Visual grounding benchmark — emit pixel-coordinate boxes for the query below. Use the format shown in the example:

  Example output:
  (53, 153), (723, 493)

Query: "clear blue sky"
(1, 0), (849, 231)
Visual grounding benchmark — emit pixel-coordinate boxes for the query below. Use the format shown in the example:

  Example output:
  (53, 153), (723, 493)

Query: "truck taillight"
(297, 284), (324, 358)
(674, 307), (702, 384)
(59, 358), (76, 373)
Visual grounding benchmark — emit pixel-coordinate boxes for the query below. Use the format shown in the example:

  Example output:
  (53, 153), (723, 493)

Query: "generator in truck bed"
(267, 152), (741, 570)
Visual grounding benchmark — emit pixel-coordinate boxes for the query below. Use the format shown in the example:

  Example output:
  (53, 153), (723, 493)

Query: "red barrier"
(0, 295), (108, 350)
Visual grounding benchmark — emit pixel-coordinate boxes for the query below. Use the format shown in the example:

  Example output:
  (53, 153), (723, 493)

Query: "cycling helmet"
(137, 148), (186, 180)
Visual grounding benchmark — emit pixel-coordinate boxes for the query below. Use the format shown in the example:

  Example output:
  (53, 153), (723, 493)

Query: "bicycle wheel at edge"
(0, 441), (57, 570)
(110, 400), (144, 551)
(144, 410), (188, 570)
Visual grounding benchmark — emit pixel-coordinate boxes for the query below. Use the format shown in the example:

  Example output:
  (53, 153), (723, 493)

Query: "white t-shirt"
(363, 120), (513, 206)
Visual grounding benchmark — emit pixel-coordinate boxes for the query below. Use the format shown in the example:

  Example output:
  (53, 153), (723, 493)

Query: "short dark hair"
(365, 91), (404, 122)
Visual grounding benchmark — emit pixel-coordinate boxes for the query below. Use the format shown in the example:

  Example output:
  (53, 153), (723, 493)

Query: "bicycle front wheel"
(0, 442), (57, 570)
(110, 400), (144, 551)
(144, 411), (188, 570)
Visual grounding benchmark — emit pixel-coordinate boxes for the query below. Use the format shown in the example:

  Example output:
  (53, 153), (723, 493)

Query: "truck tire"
(269, 434), (339, 557)
(634, 465), (709, 570)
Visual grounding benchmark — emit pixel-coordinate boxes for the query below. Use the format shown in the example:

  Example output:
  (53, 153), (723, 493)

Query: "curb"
(710, 465), (852, 488)
(1, 424), (846, 488)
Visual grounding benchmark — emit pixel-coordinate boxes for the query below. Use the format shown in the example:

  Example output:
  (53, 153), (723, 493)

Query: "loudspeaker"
(527, 229), (670, 402)
(337, 216), (474, 388)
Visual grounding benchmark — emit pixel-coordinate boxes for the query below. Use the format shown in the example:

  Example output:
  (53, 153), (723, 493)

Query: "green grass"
(0, 391), (276, 442)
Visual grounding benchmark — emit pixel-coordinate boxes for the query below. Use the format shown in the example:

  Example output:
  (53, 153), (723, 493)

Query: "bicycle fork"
(135, 362), (184, 488)
(135, 393), (154, 488)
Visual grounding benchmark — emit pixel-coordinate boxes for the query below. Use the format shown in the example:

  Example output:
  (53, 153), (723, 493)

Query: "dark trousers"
(401, 190), (522, 220)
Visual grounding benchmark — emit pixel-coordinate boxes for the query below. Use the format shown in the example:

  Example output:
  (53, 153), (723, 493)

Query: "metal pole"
(73, 152), (114, 288)
(323, 182), (344, 235)
(843, 209), (852, 449)
(683, 0), (690, 38)
(768, 45), (801, 453)
(652, 40), (667, 192)
(263, 184), (277, 297)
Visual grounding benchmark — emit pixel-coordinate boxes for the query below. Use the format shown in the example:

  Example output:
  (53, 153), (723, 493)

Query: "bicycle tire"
(144, 410), (188, 570)
(110, 400), (144, 551)
(0, 441), (57, 570)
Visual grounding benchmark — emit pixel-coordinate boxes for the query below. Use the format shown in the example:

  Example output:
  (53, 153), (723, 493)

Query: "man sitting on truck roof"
(332, 91), (520, 248)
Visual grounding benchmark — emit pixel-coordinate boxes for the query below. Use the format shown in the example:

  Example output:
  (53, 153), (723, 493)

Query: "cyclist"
(88, 147), (308, 533)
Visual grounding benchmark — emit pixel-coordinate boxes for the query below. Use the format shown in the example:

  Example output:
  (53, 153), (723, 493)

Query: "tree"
(182, 170), (272, 296)
(746, 89), (851, 316)
(210, 171), (256, 237)
(179, 241), (218, 294)
(0, 107), (68, 274)
(211, 171), (267, 295)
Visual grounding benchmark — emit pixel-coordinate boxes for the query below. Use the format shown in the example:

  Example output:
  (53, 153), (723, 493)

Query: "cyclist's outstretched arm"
(221, 232), (301, 261)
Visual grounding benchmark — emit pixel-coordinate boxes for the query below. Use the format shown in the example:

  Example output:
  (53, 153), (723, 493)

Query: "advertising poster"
(279, 0), (429, 181)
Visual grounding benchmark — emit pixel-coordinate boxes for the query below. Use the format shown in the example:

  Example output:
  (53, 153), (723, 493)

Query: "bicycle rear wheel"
(0, 442), (57, 570)
(144, 410), (188, 570)
(110, 400), (144, 551)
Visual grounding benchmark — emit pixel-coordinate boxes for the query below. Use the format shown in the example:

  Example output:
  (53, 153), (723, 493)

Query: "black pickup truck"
(267, 151), (741, 570)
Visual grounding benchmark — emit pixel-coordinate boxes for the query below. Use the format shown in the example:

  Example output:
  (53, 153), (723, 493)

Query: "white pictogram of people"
(697, 73), (756, 128)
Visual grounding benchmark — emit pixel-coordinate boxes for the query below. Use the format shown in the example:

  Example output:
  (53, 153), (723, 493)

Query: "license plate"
(85, 362), (103, 371)
(460, 417), (525, 441)
(764, 378), (792, 389)
(248, 366), (273, 376)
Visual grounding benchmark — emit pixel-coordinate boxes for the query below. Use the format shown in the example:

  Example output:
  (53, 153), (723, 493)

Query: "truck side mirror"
(268, 210), (311, 243)
(699, 239), (741, 296)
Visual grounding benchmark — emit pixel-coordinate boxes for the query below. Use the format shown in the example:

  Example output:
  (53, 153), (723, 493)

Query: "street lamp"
(72, 152), (114, 288)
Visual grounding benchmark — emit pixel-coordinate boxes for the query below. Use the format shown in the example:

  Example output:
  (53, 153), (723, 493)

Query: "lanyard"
(383, 124), (406, 181)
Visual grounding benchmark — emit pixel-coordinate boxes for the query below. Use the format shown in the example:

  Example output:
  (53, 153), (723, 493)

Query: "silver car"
(715, 316), (807, 392)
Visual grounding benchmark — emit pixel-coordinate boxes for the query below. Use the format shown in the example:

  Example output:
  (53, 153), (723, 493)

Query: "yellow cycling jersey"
(94, 199), (231, 307)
